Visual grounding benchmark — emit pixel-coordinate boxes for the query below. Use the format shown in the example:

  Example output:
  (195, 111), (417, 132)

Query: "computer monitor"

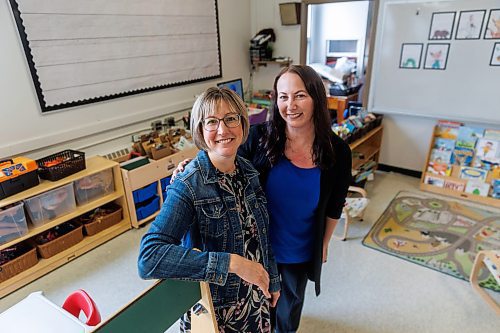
(217, 78), (244, 101)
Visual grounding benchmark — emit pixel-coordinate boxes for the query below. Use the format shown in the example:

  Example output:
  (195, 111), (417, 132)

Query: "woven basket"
(36, 224), (84, 259)
(0, 247), (38, 283)
(84, 207), (123, 236)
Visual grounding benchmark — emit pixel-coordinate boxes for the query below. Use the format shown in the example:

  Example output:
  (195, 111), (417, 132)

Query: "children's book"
(435, 120), (462, 139)
(491, 166), (500, 179)
(484, 129), (500, 141)
(450, 147), (474, 166)
(429, 148), (452, 164)
(459, 166), (488, 182)
(424, 175), (445, 187)
(465, 180), (490, 196)
(433, 138), (456, 151)
(443, 179), (466, 192)
(472, 157), (499, 171)
(427, 161), (452, 176)
(475, 138), (500, 164)
(455, 126), (484, 149)
(492, 179), (500, 198)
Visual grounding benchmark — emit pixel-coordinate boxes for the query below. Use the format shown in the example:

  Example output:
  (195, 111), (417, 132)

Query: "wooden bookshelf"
(349, 125), (383, 171)
(419, 126), (500, 208)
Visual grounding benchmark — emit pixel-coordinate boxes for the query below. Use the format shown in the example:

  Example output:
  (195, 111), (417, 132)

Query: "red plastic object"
(62, 289), (101, 326)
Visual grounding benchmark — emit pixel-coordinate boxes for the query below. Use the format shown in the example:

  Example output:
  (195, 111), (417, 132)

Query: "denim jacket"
(138, 150), (280, 307)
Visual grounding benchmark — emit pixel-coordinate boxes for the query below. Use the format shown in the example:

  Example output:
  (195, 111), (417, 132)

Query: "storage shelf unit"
(0, 156), (131, 298)
(420, 126), (500, 208)
(121, 147), (199, 228)
(349, 125), (383, 172)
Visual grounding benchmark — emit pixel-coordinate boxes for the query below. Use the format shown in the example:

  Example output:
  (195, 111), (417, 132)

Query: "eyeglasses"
(202, 113), (241, 131)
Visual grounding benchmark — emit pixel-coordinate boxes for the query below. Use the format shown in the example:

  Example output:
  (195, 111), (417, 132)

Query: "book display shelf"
(0, 156), (131, 297)
(121, 147), (198, 228)
(420, 121), (500, 208)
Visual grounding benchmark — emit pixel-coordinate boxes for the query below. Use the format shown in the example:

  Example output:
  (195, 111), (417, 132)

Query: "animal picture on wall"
(484, 9), (500, 39)
(455, 10), (486, 40)
(491, 42), (500, 66)
(424, 44), (450, 70)
(429, 12), (456, 40)
(399, 43), (423, 69)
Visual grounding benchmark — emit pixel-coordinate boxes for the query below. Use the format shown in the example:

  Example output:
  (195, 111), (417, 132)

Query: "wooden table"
(327, 93), (359, 123)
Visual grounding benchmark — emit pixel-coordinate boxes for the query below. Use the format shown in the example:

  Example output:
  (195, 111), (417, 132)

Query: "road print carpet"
(363, 191), (500, 291)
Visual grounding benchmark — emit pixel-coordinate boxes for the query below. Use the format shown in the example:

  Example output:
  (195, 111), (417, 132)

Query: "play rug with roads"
(363, 191), (499, 291)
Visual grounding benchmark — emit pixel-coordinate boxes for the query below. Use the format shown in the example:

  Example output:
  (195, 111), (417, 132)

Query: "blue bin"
(160, 177), (171, 192)
(135, 195), (160, 221)
(133, 182), (158, 204)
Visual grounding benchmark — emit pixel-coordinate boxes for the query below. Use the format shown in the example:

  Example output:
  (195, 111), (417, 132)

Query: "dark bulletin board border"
(8, 0), (222, 113)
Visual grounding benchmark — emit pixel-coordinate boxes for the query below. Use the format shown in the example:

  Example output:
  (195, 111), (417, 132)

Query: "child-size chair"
(62, 289), (102, 326)
(334, 186), (369, 241)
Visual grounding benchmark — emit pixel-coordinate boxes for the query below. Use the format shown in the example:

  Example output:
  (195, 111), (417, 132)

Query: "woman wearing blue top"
(138, 87), (280, 333)
(238, 65), (352, 333)
(172, 65), (352, 332)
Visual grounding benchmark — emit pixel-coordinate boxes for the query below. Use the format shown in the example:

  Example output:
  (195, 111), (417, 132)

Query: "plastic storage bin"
(135, 195), (160, 221)
(0, 202), (29, 245)
(74, 168), (114, 205)
(24, 183), (76, 228)
(133, 182), (158, 204)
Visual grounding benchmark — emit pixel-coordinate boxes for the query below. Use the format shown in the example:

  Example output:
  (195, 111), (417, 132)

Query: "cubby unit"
(121, 147), (198, 228)
(0, 156), (131, 298)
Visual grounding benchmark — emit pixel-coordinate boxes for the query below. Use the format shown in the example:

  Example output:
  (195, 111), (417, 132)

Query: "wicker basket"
(36, 224), (84, 259)
(36, 150), (86, 181)
(0, 246), (38, 283)
(84, 206), (123, 236)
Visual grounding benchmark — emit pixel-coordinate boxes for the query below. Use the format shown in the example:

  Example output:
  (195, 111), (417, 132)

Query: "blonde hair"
(190, 87), (249, 151)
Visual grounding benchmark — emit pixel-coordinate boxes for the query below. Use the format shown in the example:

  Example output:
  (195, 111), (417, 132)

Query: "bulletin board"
(9, 0), (221, 112)
(368, 0), (500, 124)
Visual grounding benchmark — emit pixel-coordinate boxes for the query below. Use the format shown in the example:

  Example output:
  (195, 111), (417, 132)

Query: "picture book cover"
(450, 147), (474, 166)
(435, 120), (462, 139)
(484, 129), (500, 141)
(443, 179), (466, 192)
(492, 179), (500, 199)
(491, 166), (500, 179)
(455, 126), (484, 149)
(427, 161), (452, 176)
(465, 180), (490, 197)
(475, 138), (500, 164)
(459, 166), (488, 181)
(430, 148), (452, 164)
(433, 137), (456, 151)
(424, 175), (445, 187)
(472, 157), (499, 171)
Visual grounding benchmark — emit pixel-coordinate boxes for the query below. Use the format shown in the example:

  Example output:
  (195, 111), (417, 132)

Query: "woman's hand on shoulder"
(229, 254), (271, 298)
(170, 158), (192, 183)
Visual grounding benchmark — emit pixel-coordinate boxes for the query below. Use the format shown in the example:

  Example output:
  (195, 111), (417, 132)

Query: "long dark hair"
(264, 65), (335, 169)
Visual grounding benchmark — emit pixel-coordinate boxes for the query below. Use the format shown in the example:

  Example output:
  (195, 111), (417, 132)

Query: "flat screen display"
(217, 78), (244, 101)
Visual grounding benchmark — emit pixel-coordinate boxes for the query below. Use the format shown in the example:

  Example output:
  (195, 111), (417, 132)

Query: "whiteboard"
(9, 0), (221, 112)
(368, 0), (500, 124)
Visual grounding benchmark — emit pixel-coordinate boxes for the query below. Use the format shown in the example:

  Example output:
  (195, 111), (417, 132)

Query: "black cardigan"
(238, 123), (352, 296)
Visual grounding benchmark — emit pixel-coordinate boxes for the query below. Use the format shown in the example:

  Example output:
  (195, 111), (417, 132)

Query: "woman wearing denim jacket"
(138, 87), (280, 333)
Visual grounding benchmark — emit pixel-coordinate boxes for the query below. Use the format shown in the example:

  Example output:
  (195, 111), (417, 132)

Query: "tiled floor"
(1, 171), (499, 332)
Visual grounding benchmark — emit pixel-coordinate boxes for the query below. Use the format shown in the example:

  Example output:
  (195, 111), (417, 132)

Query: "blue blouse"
(265, 158), (320, 263)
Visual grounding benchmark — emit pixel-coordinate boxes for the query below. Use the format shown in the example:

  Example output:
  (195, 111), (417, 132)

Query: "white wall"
(251, 0), (500, 172)
(0, 0), (251, 159)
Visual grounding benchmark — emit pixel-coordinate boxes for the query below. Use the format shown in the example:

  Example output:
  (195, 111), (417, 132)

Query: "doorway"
(300, 0), (376, 105)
